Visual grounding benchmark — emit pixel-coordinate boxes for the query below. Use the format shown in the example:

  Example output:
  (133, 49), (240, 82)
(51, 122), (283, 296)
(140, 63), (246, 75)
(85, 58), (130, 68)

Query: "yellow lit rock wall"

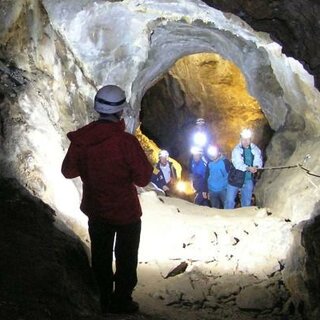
(169, 53), (270, 154)
(135, 127), (182, 179)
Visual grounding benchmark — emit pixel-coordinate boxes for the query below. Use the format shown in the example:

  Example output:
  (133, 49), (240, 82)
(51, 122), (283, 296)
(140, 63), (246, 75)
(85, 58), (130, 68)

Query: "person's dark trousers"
(194, 192), (210, 206)
(88, 219), (141, 312)
(209, 189), (226, 208)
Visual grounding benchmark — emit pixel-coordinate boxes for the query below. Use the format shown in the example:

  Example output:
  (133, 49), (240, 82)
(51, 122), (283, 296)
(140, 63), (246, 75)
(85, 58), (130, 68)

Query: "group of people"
(61, 85), (263, 316)
(151, 127), (263, 209)
(189, 129), (263, 209)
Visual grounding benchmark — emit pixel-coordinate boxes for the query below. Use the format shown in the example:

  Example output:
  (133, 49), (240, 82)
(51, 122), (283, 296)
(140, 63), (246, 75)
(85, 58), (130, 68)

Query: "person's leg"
(112, 220), (141, 313)
(195, 192), (209, 206)
(219, 189), (227, 208)
(209, 191), (221, 208)
(241, 179), (254, 207)
(224, 184), (239, 209)
(194, 192), (202, 205)
(88, 220), (115, 313)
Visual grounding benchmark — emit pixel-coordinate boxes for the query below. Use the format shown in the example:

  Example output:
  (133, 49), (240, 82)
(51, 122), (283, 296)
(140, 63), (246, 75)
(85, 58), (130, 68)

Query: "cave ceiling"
(203, 0), (320, 89)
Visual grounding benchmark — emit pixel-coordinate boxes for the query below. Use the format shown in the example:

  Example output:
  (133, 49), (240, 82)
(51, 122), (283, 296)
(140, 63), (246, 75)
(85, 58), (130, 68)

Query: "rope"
(258, 164), (298, 170)
(298, 164), (320, 178)
(255, 154), (320, 178)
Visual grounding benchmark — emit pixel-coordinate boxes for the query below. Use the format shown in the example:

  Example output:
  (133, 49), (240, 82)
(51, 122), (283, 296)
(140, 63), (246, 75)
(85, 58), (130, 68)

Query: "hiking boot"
(109, 299), (139, 314)
(100, 294), (111, 315)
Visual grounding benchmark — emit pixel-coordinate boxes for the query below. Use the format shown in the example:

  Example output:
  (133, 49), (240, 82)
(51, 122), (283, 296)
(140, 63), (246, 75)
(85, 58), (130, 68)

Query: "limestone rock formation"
(203, 0), (320, 89)
(0, 177), (100, 319)
(0, 1), (320, 319)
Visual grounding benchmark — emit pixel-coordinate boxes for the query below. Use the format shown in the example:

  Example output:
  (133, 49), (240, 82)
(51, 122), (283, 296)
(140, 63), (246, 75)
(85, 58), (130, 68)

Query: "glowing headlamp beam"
(190, 146), (203, 155)
(207, 145), (219, 158)
(193, 132), (207, 147)
(176, 181), (187, 193)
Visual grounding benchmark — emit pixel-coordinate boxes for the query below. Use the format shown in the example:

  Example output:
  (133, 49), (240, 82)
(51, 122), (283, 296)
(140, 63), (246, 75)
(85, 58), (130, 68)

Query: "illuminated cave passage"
(1, 1), (320, 320)
(140, 52), (274, 174)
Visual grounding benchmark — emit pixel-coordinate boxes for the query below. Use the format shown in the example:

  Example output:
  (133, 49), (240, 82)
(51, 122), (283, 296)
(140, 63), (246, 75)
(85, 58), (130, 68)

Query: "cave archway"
(131, 20), (320, 219)
(1, 1), (320, 319)
(140, 52), (274, 175)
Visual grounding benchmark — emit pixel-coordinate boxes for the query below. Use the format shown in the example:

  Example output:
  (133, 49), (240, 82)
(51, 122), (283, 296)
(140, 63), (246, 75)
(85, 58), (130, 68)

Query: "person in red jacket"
(61, 85), (153, 315)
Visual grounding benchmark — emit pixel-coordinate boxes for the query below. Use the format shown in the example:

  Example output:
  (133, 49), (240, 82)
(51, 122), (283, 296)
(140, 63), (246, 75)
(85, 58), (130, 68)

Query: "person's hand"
(202, 192), (208, 199)
(163, 185), (169, 192)
(247, 166), (258, 173)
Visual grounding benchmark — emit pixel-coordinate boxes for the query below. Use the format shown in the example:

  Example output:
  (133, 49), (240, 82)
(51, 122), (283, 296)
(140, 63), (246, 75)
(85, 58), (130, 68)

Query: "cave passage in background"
(140, 52), (274, 172)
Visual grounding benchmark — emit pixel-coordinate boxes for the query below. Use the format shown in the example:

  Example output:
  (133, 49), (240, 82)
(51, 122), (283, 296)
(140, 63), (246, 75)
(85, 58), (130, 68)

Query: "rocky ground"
(0, 176), (304, 320)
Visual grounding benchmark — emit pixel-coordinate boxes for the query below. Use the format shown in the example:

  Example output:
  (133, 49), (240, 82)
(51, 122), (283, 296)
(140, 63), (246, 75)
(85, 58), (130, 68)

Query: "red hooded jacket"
(61, 119), (153, 225)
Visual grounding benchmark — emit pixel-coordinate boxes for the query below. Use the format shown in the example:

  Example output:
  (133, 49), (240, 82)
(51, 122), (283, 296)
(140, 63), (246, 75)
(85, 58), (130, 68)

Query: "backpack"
(228, 163), (245, 188)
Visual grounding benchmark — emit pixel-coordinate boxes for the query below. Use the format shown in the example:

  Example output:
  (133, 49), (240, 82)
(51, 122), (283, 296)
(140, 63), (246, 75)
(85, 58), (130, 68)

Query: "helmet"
(240, 128), (253, 139)
(159, 150), (169, 158)
(94, 85), (128, 114)
(196, 118), (205, 125)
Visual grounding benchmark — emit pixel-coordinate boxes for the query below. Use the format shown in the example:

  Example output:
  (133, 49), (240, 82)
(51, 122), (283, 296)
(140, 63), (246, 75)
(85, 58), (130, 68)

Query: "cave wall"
(203, 0), (320, 90)
(0, 0), (96, 237)
(0, 1), (320, 319)
(141, 73), (197, 165)
(0, 0), (316, 223)
(0, 177), (100, 319)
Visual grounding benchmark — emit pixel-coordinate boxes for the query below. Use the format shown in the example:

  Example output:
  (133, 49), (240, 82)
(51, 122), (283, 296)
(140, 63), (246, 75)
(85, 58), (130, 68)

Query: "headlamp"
(193, 132), (207, 147)
(176, 181), (187, 193)
(190, 146), (203, 155)
(240, 128), (253, 139)
(207, 145), (219, 158)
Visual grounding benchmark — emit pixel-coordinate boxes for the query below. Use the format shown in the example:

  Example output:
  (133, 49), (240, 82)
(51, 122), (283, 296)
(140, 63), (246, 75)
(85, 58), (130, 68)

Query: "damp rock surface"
(0, 1), (320, 320)
(203, 0), (320, 89)
(236, 285), (277, 310)
(0, 177), (99, 320)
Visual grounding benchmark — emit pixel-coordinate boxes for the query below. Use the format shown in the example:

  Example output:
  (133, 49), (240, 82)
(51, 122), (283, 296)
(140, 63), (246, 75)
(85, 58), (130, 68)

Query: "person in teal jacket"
(204, 145), (230, 208)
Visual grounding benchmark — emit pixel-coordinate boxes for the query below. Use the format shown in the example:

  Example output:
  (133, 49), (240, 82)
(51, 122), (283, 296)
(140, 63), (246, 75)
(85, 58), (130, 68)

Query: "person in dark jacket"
(224, 129), (263, 209)
(204, 145), (230, 208)
(189, 146), (209, 206)
(61, 85), (153, 315)
(151, 149), (177, 196)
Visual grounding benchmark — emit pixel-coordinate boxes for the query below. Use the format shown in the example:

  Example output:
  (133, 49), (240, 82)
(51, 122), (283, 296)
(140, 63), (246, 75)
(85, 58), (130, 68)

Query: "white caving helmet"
(159, 149), (169, 158)
(240, 128), (253, 139)
(196, 118), (205, 126)
(94, 85), (128, 114)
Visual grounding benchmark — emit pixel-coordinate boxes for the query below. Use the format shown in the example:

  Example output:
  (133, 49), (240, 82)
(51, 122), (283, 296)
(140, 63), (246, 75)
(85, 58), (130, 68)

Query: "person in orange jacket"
(61, 85), (153, 315)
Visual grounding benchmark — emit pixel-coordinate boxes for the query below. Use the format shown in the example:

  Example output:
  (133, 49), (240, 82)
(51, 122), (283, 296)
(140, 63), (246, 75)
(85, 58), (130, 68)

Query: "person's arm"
(171, 163), (177, 181)
(124, 134), (153, 187)
(232, 146), (247, 171)
(203, 162), (210, 193)
(252, 145), (263, 168)
(151, 167), (159, 184)
(61, 142), (81, 179)
(223, 159), (231, 175)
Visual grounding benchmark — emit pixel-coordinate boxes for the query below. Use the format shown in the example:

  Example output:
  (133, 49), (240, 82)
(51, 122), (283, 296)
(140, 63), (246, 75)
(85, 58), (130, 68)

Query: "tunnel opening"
(140, 52), (274, 200)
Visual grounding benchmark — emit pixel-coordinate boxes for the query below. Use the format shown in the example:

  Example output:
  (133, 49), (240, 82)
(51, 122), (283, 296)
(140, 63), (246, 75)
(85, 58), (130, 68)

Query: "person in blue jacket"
(189, 146), (209, 206)
(204, 145), (231, 209)
(151, 150), (177, 195)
